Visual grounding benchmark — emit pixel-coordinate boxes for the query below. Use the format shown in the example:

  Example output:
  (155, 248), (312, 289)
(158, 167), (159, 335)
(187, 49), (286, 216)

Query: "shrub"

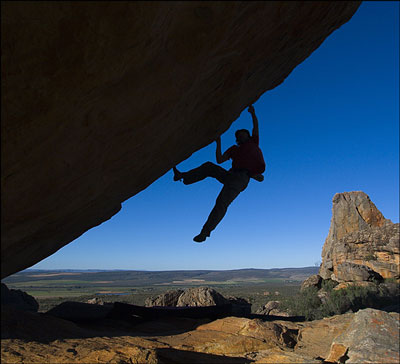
(280, 281), (398, 321)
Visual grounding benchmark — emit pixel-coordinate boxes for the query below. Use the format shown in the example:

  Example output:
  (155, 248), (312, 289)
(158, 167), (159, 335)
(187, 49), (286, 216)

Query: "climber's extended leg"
(193, 170), (249, 243)
(173, 162), (228, 185)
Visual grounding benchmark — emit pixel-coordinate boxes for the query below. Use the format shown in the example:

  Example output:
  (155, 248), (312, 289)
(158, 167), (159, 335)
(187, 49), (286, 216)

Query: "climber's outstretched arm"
(248, 105), (259, 138)
(216, 137), (230, 164)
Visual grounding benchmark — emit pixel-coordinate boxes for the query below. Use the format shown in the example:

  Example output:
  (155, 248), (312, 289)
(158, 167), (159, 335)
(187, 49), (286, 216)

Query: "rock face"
(256, 300), (289, 317)
(1, 283), (39, 312)
(145, 289), (184, 307)
(319, 191), (399, 282)
(177, 287), (230, 307)
(326, 308), (399, 364)
(3, 304), (398, 363)
(300, 274), (322, 292)
(146, 287), (228, 307)
(145, 287), (251, 316)
(1, 2), (361, 278)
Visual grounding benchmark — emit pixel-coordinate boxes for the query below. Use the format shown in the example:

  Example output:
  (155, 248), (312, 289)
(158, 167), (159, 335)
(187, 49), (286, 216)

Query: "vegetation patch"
(280, 281), (398, 320)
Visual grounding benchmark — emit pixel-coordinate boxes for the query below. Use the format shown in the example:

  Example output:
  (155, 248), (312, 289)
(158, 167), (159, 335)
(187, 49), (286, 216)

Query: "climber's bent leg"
(180, 162), (229, 185)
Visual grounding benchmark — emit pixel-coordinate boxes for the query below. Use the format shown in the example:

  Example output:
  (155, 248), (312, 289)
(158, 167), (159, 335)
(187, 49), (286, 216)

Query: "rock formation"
(145, 289), (184, 307)
(300, 274), (322, 292)
(325, 308), (399, 364)
(256, 300), (289, 317)
(146, 287), (229, 307)
(319, 191), (399, 282)
(1, 283), (39, 312)
(1, 2), (361, 278)
(176, 287), (230, 307)
(145, 287), (252, 316)
(2, 304), (398, 363)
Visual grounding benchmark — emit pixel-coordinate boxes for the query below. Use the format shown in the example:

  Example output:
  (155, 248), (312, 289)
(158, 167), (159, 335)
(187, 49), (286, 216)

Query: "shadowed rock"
(1, 2), (361, 278)
(1, 283), (39, 312)
(45, 301), (114, 323)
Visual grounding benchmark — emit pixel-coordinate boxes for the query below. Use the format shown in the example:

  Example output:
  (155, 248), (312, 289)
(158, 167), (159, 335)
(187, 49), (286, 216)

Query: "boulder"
(86, 297), (105, 305)
(319, 191), (399, 282)
(177, 287), (229, 307)
(326, 308), (399, 363)
(1, 2), (361, 278)
(256, 301), (290, 317)
(145, 289), (184, 307)
(300, 274), (322, 292)
(1, 283), (39, 312)
(145, 287), (251, 316)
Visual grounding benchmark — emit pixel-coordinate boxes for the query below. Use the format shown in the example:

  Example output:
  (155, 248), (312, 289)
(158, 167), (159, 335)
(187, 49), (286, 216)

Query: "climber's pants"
(182, 162), (250, 235)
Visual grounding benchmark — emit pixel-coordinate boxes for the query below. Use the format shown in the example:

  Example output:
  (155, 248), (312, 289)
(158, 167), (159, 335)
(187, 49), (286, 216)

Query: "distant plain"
(2, 267), (319, 312)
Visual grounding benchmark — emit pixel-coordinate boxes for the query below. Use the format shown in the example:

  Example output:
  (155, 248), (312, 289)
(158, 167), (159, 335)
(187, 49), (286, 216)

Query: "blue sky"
(32, 2), (399, 271)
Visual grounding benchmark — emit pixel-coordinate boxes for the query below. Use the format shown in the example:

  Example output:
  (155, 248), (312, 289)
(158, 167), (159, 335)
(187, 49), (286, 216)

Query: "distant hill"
(2, 267), (319, 285)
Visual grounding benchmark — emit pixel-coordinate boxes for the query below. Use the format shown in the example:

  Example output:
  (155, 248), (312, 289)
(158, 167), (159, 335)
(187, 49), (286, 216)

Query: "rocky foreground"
(1, 303), (399, 364)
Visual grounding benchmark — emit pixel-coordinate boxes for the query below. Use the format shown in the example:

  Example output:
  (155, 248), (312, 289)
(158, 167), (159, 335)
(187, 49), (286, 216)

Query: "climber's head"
(235, 129), (251, 145)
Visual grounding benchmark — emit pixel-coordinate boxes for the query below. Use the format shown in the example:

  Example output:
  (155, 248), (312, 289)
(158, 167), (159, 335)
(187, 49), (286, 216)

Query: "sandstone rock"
(195, 317), (298, 351)
(334, 262), (382, 282)
(251, 349), (321, 363)
(176, 287), (230, 307)
(256, 301), (289, 317)
(145, 287), (251, 317)
(1, 2), (361, 278)
(316, 289), (329, 304)
(294, 312), (354, 360)
(3, 302), (398, 364)
(87, 297), (104, 305)
(1, 283), (39, 312)
(319, 191), (399, 281)
(257, 300), (280, 314)
(145, 289), (184, 307)
(326, 308), (399, 363)
(300, 274), (322, 292)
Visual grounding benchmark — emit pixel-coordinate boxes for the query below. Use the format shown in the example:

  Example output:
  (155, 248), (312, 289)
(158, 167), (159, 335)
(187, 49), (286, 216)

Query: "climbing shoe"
(172, 166), (183, 181)
(193, 232), (208, 243)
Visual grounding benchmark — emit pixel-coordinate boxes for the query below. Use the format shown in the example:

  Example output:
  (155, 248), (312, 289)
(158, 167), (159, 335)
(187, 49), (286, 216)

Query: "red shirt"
(226, 135), (266, 176)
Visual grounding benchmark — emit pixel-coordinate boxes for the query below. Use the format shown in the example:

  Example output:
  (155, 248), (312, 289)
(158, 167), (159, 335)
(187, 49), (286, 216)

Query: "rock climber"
(172, 105), (266, 243)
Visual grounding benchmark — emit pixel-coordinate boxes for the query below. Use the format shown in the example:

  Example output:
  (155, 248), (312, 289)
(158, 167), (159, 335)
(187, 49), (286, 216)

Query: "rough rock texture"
(1, 2), (361, 278)
(3, 302), (398, 364)
(326, 308), (400, 363)
(144, 287), (251, 317)
(145, 287), (229, 307)
(145, 289), (184, 307)
(334, 261), (382, 282)
(300, 274), (322, 292)
(177, 287), (230, 307)
(1, 283), (39, 312)
(256, 300), (289, 317)
(319, 191), (399, 281)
